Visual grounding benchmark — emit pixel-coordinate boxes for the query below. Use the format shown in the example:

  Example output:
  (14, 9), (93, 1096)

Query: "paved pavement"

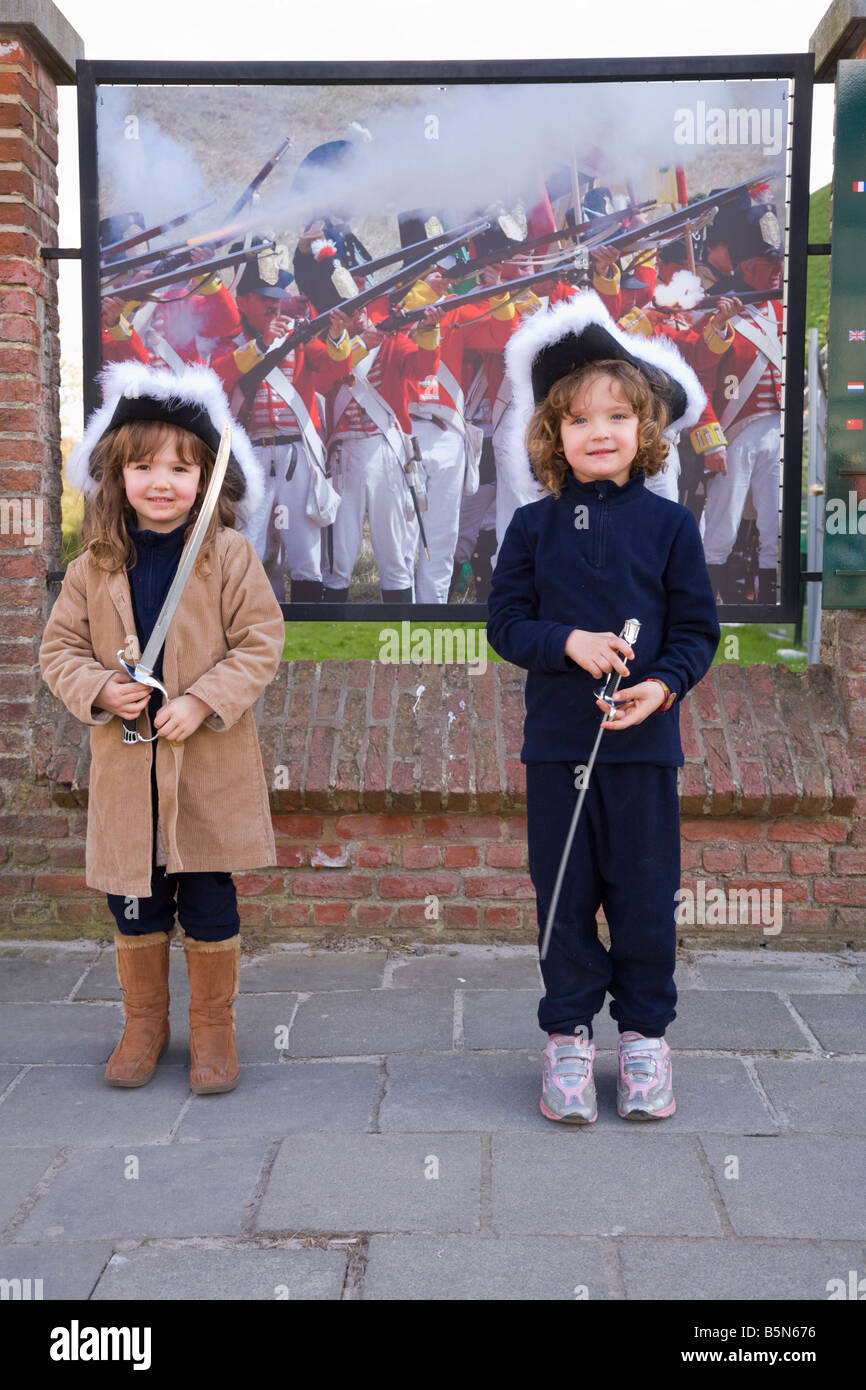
(0, 940), (864, 1301)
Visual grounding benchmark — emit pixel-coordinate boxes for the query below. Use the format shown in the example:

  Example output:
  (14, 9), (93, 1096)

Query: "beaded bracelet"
(646, 678), (676, 712)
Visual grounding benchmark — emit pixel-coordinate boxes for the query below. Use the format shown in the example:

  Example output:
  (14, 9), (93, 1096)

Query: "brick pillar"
(0, 6), (82, 923)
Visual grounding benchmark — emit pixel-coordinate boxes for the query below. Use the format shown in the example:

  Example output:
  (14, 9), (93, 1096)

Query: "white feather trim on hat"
(500, 290), (707, 506)
(66, 360), (266, 530)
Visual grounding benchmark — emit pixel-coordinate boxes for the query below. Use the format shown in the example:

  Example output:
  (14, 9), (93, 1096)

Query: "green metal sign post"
(825, 58), (866, 607)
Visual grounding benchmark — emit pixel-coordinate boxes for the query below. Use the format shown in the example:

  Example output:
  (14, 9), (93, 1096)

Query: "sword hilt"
(594, 617), (641, 719)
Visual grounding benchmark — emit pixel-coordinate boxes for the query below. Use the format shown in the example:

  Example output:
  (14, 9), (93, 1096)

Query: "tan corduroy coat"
(39, 526), (285, 897)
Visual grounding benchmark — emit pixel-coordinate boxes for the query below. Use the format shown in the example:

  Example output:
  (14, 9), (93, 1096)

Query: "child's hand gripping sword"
(116, 422), (232, 745)
(539, 618), (641, 962)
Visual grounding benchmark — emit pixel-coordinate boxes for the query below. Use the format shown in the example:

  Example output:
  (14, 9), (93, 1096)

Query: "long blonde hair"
(79, 419), (238, 575)
(526, 359), (671, 498)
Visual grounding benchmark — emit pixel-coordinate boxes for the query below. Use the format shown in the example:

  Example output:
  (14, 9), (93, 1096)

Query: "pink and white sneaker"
(540, 1032), (597, 1124)
(617, 1032), (675, 1120)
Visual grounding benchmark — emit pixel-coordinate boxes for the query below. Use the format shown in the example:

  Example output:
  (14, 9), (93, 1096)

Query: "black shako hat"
(66, 361), (266, 530)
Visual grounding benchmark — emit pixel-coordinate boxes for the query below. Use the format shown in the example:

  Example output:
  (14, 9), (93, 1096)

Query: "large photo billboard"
(78, 59), (811, 620)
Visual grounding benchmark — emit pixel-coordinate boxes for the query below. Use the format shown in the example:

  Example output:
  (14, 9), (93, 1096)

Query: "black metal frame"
(76, 53), (815, 624)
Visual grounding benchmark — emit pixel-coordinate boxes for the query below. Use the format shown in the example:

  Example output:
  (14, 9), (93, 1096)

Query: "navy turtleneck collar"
(564, 470), (646, 500)
(130, 518), (189, 549)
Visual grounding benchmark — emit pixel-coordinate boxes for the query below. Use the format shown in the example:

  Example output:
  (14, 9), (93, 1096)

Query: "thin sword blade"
(539, 718), (606, 962)
(136, 421), (232, 676)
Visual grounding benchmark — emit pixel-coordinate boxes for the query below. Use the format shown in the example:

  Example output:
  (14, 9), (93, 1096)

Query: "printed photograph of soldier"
(91, 78), (789, 607)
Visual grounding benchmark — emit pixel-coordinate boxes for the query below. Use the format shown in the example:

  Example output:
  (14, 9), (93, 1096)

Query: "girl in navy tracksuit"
(487, 292), (720, 1122)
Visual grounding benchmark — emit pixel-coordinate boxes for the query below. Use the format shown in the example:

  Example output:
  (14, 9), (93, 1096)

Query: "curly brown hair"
(79, 420), (239, 576)
(525, 359), (672, 498)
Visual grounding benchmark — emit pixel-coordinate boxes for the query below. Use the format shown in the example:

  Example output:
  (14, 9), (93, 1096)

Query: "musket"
(404, 436), (430, 560)
(101, 220), (252, 284)
(376, 252), (588, 332)
(100, 241), (275, 302)
(99, 201), (217, 263)
(653, 287), (784, 313)
(584, 177), (767, 263)
(224, 136), (293, 221)
(239, 223), (493, 400)
(331, 217), (488, 280)
(437, 203), (655, 280)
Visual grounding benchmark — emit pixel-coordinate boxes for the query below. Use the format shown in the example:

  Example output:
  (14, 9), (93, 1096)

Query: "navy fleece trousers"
(526, 761), (679, 1039)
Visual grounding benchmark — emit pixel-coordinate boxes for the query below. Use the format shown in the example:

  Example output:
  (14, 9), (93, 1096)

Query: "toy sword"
(117, 421), (232, 745)
(539, 618), (642, 961)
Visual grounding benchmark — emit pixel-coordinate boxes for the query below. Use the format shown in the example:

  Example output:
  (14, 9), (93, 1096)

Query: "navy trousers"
(107, 757), (240, 942)
(526, 760), (679, 1039)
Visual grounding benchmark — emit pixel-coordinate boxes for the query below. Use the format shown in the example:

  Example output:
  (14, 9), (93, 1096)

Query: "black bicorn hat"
(499, 290), (707, 502)
(66, 361), (266, 530)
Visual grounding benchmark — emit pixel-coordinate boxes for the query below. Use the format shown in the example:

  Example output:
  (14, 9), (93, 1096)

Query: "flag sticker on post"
(846, 419), (864, 429)
(854, 180), (866, 192)
(850, 330), (866, 341)
(849, 382), (865, 392)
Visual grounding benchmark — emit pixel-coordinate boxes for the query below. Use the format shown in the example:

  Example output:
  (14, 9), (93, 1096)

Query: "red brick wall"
(0, 30), (62, 931)
(26, 654), (866, 948)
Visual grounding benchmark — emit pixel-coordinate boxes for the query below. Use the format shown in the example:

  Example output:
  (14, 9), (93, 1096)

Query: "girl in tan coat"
(40, 362), (285, 1095)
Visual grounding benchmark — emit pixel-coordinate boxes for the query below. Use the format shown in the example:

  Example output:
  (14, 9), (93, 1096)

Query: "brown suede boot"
(183, 935), (241, 1095)
(104, 930), (172, 1088)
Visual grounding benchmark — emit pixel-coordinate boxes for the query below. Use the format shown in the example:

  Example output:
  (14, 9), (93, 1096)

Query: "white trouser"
(245, 440), (325, 589)
(701, 414), (781, 567)
(644, 441), (681, 503)
(411, 416), (465, 603)
(323, 432), (418, 591)
(493, 402), (539, 565)
(454, 483), (496, 566)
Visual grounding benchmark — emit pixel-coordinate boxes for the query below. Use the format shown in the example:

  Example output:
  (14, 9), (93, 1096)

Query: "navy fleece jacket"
(486, 470), (720, 765)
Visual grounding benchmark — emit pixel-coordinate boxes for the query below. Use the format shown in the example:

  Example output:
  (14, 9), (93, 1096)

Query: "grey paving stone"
(0, 1241), (115, 1300)
(0, 1065), (22, 1094)
(754, 1059), (866, 1133)
(692, 950), (864, 994)
(789, 996), (866, 1054)
(701, 1135), (866, 1238)
(380, 1054), (546, 1131)
(620, 1237), (866, 1301)
(379, 1053), (775, 1134)
(462, 989), (552, 1050)
(256, 1133), (481, 1234)
(74, 947), (191, 1001)
(0, 1148), (59, 1232)
(73, 993), (302, 1063)
(664, 992), (808, 1051)
(91, 1243), (347, 1300)
(233, 994), (301, 1061)
(0, 946), (100, 1001)
(0, 1066), (189, 1147)
(0, 1003), (127, 1064)
(364, 1234), (610, 1300)
(288, 989), (454, 1057)
(176, 1061), (379, 1139)
(240, 950), (387, 993)
(591, 1054), (777, 1133)
(491, 1133), (721, 1236)
(391, 951), (541, 990)
(460, 988), (804, 1053)
(14, 1140), (270, 1242)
